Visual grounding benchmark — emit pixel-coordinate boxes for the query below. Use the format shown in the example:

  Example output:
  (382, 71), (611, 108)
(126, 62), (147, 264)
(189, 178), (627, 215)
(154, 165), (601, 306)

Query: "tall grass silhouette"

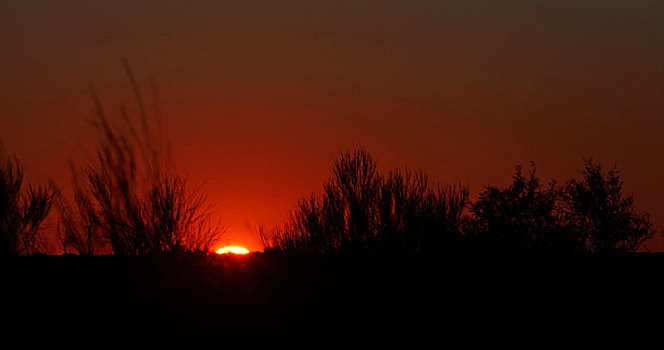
(57, 61), (224, 256)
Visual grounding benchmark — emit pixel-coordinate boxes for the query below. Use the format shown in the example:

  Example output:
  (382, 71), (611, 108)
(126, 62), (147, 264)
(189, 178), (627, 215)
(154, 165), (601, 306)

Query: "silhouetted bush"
(0, 150), (54, 256)
(470, 165), (581, 252)
(55, 166), (105, 255)
(378, 169), (468, 252)
(470, 160), (654, 252)
(58, 62), (223, 256)
(562, 159), (654, 252)
(260, 148), (469, 253)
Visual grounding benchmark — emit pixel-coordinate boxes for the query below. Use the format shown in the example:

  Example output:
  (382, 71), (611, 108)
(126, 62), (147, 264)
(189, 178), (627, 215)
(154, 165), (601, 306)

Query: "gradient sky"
(2, 0), (663, 252)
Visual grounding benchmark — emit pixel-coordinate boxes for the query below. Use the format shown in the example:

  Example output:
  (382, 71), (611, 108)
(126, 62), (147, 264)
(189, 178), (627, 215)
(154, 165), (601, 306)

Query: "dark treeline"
(260, 148), (655, 254)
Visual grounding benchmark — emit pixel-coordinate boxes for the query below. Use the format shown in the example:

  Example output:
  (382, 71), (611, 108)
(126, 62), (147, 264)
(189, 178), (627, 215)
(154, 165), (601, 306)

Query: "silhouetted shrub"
(470, 160), (654, 252)
(58, 62), (224, 256)
(55, 165), (105, 255)
(562, 159), (654, 252)
(378, 169), (468, 252)
(260, 148), (469, 253)
(0, 150), (54, 256)
(470, 165), (580, 252)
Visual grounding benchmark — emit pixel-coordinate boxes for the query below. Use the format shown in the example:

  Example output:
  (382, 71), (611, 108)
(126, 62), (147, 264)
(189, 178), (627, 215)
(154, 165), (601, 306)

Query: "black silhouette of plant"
(562, 159), (654, 252)
(470, 164), (578, 252)
(58, 62), (224, 256)
(469, 160), (654, 252)
(260, 148), (468, 253)
(378, 169), (468, 252)
(0, 150), (55, 256)
(55, 164), (105, 255)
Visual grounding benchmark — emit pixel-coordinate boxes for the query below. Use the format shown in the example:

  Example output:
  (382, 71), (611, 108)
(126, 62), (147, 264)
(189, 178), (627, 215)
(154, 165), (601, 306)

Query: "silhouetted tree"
(59, 62), (224, 256)
(260, 148), (469, 253)
(0, 150), (54, 256)
(562, 159), (653, 252)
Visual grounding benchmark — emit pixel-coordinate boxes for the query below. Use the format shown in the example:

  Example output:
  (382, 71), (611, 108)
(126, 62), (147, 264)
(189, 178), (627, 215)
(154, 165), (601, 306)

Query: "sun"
(215, 246), (250, 255)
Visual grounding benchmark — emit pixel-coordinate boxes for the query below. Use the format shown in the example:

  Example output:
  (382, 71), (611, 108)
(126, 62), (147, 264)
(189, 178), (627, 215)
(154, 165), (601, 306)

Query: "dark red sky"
(2, 1), (663, 251)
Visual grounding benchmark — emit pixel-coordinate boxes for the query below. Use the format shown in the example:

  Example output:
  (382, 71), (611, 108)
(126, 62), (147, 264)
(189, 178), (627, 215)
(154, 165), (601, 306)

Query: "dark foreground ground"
(3, 252), (663, 344)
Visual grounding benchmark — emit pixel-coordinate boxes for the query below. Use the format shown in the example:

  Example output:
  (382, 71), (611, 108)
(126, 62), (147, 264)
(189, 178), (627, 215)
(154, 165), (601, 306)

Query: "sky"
(1, 0), (663, 252)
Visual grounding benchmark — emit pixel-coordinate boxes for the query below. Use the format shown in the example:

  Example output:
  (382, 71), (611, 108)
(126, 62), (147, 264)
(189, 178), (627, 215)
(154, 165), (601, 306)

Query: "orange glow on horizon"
(215, 246), (250, 255)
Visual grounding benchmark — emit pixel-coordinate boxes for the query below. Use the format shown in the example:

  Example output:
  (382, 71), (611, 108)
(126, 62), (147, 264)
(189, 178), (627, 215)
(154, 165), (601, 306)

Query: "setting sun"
(216, 246), (250, 255)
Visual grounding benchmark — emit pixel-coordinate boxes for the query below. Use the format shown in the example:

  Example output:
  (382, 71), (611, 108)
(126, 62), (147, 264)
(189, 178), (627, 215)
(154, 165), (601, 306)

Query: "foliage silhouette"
(562, 159), (654, 252)
(58, 62), (224, 256)
(470, 164), (581, 252)
(262, 150), (654, 253)
(379, 169), (468, 253)
(260, 148), (469, 253)
(0, 149), (55, 256)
